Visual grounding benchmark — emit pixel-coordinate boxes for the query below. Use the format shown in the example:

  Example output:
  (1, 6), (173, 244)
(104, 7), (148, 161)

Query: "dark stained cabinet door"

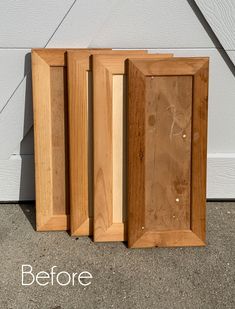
(127, 58), (209, 248)
(145, 76), (192, 231)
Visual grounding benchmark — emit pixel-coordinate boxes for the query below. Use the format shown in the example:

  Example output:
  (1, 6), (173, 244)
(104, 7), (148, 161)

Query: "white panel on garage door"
(48, 0), (119, 47)
(0, 0), (74, 47)
(0, 76), (32, 159)
(0, 50), (30, 112)
(89, 0), (215, 48)
(195, 0), (235, 51)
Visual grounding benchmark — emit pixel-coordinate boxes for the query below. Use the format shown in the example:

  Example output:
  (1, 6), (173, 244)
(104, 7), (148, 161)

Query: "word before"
(21, 265), (93, 286)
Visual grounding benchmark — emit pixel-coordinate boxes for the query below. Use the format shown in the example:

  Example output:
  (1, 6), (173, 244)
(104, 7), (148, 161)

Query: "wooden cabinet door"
(128, 57), (209, 248)
(32, 48), (110, 231)
(67, 49), (147, 236)
(93, 53), (172, 242)
(32, 49), (69, 231)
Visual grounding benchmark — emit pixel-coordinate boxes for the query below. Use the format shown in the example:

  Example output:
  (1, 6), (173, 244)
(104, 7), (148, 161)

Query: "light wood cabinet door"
(93, 53), (173, 242)
(67, 49), (147, 236)
(32, 48), (110, 231)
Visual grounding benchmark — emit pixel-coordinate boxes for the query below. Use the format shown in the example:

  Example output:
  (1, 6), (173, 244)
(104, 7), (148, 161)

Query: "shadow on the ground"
(19, 203), (36, 231)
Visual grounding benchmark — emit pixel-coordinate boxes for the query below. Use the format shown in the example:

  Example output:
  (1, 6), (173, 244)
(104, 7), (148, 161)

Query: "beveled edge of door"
(37, 215), (70, 232)
(67, 51), (90, 236)
(32, 49), (67, 66)
(32, 48), (113, 67)
(130, 230), (205, 248)
(127, 57), (209, 76)
(93, 223), (126, 242)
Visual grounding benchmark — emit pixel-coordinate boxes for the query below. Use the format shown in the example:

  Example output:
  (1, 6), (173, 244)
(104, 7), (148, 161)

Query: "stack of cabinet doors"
(32, 49), (209, 248)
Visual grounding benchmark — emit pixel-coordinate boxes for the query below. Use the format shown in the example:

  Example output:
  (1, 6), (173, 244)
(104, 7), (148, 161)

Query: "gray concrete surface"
(0, 202), (234, 309)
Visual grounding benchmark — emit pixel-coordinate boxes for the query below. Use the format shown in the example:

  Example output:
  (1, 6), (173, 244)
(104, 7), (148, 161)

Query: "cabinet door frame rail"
(128, 57), (209, 248)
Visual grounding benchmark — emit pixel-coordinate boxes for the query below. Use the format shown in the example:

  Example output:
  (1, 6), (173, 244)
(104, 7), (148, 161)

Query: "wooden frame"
(127, 57), (209, 248)
(67, 49), (147, 236)
(93, 53), (173, 242)
(32, 48), (110, 231)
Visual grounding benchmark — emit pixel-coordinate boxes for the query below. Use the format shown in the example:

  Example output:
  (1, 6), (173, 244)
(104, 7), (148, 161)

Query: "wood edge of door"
(68, 52), (90, 235)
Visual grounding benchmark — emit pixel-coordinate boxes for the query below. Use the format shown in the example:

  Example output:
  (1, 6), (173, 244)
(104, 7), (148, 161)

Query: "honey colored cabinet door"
(128, 57), (209, 248)
(93, 53), (172, 242)
(32, 48), (110, 231)
(32, 49), (69, 231)
(67, 50), (146, 237)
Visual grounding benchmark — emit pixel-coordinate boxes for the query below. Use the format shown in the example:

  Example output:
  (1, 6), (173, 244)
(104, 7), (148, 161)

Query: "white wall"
(0, 0), (234, 201)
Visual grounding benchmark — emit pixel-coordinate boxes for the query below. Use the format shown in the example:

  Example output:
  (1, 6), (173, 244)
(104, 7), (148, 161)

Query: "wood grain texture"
(68, 49), (115, 236)
(32, 49), (69, 231)
(32, 48), (107, 231)
(50, 67), (68, 215)
(112, 75), (126, 224)
(68, 51), (90, 236)
(93, 53), (173, 242)
(68, 50), (143, 236)
(145, 76), (192, 231)
(191, 60), (209, 241)
(128, 57), (209, 248)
